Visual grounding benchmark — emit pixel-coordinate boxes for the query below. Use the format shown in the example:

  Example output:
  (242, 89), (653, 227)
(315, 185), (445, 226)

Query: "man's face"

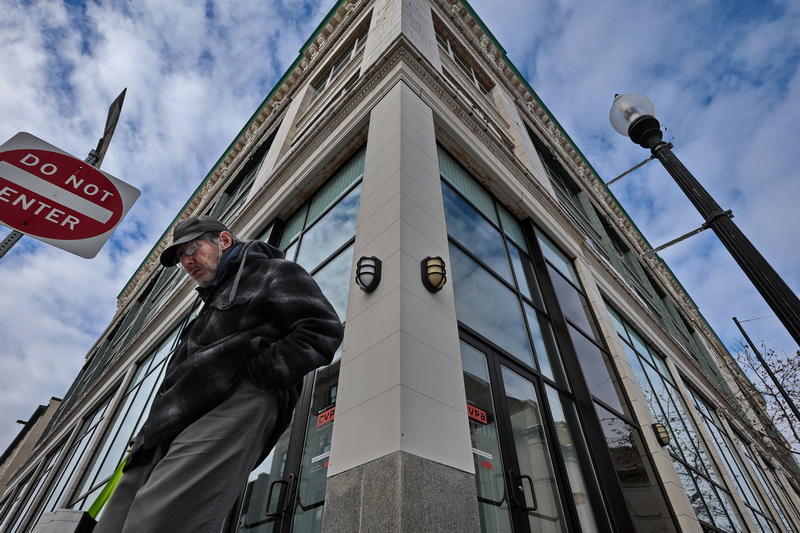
(178, 238), (223, 287)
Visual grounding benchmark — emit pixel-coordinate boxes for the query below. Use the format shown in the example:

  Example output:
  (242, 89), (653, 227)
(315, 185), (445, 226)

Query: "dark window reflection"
(508, 243), (545, 310)
(594, 404), (672, 528)
(296, 185), (360, 272)
(442, 183), (513, 283)
(547, 265), (600, 341)
(567, 326), (623, 414)
(450, 244), (534, 366)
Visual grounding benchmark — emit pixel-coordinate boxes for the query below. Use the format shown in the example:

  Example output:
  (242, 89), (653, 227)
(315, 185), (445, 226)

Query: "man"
(95, 215), (344, 532)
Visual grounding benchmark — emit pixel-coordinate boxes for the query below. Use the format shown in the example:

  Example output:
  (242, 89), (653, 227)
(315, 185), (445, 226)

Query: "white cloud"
(471, 0), (800, 356)
(0, 0), (335, 453)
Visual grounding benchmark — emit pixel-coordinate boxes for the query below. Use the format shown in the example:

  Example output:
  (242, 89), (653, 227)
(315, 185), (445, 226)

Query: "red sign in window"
(467, 404), (488, 424)
(317, 406), (336, 427)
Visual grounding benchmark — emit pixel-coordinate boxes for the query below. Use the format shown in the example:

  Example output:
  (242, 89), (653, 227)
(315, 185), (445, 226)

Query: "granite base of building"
(30, 509), (94, 533)
(322, 451), (481, 533)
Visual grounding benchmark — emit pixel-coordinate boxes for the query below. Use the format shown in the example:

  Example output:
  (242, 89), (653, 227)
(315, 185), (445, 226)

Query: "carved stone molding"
(346, 0), (362, 15)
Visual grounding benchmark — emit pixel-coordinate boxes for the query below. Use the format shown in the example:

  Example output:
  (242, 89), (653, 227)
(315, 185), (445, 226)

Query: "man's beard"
(194, 265), (218, 287)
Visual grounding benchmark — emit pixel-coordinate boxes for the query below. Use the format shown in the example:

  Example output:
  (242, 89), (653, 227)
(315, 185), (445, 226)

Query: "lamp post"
(609, 93), (800, 347)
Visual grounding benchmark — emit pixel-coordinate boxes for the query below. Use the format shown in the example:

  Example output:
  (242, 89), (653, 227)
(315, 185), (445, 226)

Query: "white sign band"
(0, 161), (113, 224)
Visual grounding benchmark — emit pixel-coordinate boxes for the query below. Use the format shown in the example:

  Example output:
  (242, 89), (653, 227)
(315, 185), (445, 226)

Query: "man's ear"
(219, 231), (234, 250)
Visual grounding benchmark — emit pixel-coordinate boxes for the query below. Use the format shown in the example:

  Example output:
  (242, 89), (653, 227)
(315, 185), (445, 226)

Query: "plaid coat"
(128, 241), (343, 467)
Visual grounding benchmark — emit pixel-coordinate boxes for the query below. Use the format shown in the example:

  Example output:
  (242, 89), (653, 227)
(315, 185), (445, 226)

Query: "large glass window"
(0, 474), (33, 532)
(33, 396), (113, 518)
(608, 305), (747, 531)
(537, 231), (624, 414)
(441, 146), (610, 531)
(68, 330), (179, 513)
(689, 386), (785, 532)
(536, 231), (674, 530)
(5, 443), (65, 532)
(440, 145), (675, 531)
(231, 147), (362, 532)
(277, 150), (362, 321)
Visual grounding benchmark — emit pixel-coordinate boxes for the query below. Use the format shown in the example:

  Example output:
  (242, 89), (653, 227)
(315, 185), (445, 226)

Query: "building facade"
(2, 0), (800, 531)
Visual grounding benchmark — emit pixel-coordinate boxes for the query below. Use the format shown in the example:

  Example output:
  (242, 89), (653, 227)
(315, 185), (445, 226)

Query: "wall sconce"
(652, 423), (670, 447)
(421, 256), (447, 293)
(355, 256), (382, 293)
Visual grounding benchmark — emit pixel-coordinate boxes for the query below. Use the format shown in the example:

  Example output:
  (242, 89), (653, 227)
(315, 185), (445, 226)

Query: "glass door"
(461, 335), (602, 533)
(228, 358), (340, 533)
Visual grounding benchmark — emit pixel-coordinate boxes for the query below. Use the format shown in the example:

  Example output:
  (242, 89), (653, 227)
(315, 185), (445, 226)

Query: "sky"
(0, 0), (798, 455)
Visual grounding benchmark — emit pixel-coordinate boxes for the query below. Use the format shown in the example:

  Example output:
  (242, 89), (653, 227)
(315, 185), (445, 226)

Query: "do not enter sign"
(0, 132), (140, 258)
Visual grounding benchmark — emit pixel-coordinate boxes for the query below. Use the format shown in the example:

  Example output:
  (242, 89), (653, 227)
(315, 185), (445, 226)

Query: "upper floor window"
(309, 28), (368, 104)
(209, 124), (280, 222)
(269, 148), (365, 323)
(434, 21), (492, 97)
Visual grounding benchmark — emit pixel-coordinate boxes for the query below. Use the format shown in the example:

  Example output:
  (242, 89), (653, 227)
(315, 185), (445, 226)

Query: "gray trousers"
(94, 377), (280, 533)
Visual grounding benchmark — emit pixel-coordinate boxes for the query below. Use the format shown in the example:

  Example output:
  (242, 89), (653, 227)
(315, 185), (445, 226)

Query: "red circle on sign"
(0, 148), (123, 240)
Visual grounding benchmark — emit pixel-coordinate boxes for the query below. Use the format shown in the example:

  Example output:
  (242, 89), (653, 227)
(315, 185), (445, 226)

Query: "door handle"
(264, 473), (297, 518)
(264, 478), (288, 517)
(507, 468), (538, 512)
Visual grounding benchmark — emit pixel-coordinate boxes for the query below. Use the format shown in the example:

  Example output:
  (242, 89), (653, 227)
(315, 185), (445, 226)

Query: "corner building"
(3, 0), (800, 531)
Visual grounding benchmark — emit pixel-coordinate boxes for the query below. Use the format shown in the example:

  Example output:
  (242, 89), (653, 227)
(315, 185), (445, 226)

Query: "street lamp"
(609, 93), (800, 347)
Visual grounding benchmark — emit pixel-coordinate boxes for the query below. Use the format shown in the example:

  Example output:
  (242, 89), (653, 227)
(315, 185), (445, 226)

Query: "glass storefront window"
(295, 185), (360, 273)
(442, 182), (513, 283)
(545, 387), (606, 532)
(609, 303), (747, 531)
(450, 243), (534, 366)
(535, 230), (579, 285)
(69, 330), (178, 512)
(290, 361), (340, 533)
(0, 475), (33, 532)
(35, 396), (112, 517)
(567, 325), (623, 414)
(460, 341), (512, 533)
(593, 403), (673, 529)
(309, 244), (353, 322)
(500, 366), (567, 532)
(508, 243), (545, 310)
(231, 148), (361, 532)
(546, 264), (600, 341)
(9, 443), (65, 531)
(523, 304), (567, 388)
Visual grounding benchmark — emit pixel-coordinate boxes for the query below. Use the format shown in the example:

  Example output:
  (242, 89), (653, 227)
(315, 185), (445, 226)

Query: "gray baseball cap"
(160, 216), (230, 267)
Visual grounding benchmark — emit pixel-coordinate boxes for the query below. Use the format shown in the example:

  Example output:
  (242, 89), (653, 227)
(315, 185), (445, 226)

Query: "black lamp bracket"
(641, 209), (733, 258)
(702, 209), (733, 228)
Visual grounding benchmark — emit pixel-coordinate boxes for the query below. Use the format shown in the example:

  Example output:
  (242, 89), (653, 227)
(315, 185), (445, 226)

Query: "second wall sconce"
(355, 256), (382, 293)
(421, 256), (447, 293)
(652, 423), (670, 447)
